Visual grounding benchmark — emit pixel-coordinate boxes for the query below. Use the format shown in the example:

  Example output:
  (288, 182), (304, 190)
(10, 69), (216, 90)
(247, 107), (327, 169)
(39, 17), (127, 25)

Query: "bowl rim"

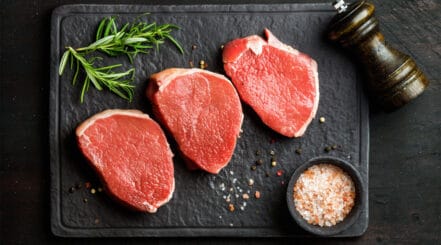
(286, 156), (366, 236)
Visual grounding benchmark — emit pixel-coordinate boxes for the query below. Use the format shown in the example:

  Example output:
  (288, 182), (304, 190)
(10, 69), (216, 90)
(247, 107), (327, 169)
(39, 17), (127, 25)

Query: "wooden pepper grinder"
(327, 0), (429, 110)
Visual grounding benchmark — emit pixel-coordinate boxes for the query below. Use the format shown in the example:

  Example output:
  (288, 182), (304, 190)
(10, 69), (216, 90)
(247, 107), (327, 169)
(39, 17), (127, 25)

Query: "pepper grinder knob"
(327, 0), (429, 110)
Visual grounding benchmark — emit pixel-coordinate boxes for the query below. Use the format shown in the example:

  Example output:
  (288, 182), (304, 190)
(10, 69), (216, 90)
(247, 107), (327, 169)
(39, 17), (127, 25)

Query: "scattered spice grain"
(199, 60), (208, 69)
(254, 191), (261, 199)
(276, 169), (284, 176)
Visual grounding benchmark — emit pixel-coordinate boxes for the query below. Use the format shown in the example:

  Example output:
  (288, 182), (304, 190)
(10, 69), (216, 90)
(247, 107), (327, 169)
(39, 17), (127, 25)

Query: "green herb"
(59, 16), (184, 103)
(59, 47), (135, 103)
(78, 16), (184, 62)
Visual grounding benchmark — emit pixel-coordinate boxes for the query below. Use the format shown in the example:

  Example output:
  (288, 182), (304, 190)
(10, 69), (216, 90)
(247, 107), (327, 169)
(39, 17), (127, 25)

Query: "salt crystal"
(248, 178), (254, 186)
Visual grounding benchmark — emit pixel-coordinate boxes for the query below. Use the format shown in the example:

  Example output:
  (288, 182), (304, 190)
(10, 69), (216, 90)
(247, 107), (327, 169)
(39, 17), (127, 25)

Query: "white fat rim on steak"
(154, 68), (233, 93)
(146, 178), (175, 213)
(229, 28), (300, 63)
(76, 109), (151, 137)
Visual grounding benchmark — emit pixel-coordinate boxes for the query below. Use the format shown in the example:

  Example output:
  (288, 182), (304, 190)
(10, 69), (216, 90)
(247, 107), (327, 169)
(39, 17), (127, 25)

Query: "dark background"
(1, 0), (440, 244)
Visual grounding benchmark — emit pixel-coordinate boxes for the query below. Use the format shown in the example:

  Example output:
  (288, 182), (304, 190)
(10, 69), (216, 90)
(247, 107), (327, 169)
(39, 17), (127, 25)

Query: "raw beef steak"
(147, 68), (243, 174)
(76, 109), (174, 213)
(223, 29), (319, 137)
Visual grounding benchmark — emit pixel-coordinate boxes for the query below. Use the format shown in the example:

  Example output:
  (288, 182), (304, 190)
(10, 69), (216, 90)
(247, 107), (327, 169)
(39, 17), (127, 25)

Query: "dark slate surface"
(50, 4), (368, 237)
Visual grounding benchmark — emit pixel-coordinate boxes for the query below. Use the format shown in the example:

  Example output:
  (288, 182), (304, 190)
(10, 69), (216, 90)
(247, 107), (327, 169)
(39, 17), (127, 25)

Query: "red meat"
(223, 29), (319, 137)
(76, 109), (174, 213)
(147, 68), (243, 174)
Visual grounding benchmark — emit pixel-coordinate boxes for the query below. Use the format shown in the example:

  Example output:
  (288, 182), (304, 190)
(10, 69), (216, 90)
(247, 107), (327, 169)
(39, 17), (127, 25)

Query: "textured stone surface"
(50, 4), (368, 237)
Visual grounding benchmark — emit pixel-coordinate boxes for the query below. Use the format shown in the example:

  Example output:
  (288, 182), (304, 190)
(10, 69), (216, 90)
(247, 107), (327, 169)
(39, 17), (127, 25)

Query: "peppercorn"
(90, 188), (96, 194)
(199, 60), (208, 69)
(256, 159), (263, 165)
(324, 146), (332, 152)
(319, 117), (326, 123)
(83, 198), (88, 203)
(251, 165), (257, 171)
(68, 187), (75, 193)
(295, 148), (302, 155)
(228, 203), (235, 212)
(271, 160), (277, 167)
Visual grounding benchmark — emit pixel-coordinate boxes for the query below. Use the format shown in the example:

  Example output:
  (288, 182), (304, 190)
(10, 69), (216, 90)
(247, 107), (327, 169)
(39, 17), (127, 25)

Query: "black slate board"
(50, 4), (369, 237)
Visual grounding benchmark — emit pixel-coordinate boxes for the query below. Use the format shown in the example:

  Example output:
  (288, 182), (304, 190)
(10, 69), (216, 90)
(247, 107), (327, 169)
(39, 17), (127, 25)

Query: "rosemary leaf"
(59, 51), (70, 76)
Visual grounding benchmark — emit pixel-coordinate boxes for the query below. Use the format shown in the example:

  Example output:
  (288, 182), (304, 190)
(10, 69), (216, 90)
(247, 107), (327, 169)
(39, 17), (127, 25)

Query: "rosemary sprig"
(59, 16), (184, 103)
(59, 47), (135, 103)
(77, 16), (184, 63)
